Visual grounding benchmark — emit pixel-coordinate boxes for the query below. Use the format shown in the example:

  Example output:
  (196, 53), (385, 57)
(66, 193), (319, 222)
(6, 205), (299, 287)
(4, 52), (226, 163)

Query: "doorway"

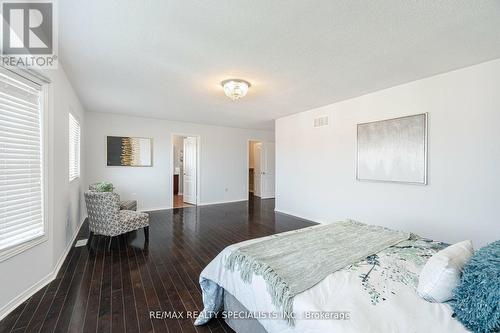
(248, 140), (275, 199)
(171, 135), (199, 208)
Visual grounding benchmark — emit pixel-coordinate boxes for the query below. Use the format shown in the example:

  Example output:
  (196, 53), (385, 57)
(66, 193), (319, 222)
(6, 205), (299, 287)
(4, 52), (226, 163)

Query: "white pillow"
(417, 240), (474, 303)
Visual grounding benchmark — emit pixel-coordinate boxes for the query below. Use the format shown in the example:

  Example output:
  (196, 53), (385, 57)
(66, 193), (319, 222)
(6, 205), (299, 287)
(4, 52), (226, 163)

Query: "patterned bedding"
(197, 226), (470, 332)
(346, 237), (448, 306)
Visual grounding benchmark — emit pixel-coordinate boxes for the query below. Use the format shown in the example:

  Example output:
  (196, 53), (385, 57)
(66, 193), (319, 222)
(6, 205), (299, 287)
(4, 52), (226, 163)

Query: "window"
(68, 112), (80, 181)
(0, 69), (45, 259)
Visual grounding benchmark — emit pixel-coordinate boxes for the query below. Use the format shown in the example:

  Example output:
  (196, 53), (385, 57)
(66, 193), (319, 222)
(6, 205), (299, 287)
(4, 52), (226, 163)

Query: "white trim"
(68, 112), (81, 182)
(0, 236), (48, 263)
(274, 208), (325, 224)
(0, 215), (86, 321)
(51, 217), (86, 280)
(246, 139), (262, 198)
(0, 271), (53, 321)
(141, 206), (172, 212)
(169, 133), (201, 207)
(144, 199), (250, 210)
(247, 139), (276, 199)
(42, 83), (52, 256)
(198, 199), (248, 206)
(0, 64), (51, 85)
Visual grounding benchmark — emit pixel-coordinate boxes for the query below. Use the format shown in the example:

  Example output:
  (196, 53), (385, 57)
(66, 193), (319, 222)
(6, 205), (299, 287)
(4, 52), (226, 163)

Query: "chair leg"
(144, 226), (149, 243)
(108, 236), (113, 251)
(88, 231), (93, 249)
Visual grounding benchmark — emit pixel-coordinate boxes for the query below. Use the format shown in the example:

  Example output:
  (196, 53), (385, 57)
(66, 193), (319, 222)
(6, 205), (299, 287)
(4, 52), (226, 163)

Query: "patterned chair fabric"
(88, 183), (105, 192)
(84, 191), (149, 237)
(88, 183), (137, 211)
(120, 200), (137, 211)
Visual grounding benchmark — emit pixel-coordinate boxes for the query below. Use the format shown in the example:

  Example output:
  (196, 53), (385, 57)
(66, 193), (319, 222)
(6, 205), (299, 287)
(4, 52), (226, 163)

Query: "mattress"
(198, 226), (470, 333)
(224, 291), (267, 333)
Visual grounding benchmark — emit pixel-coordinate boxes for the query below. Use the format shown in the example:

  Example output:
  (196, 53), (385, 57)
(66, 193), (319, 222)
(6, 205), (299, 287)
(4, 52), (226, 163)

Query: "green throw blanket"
(226, 220), (410, 325)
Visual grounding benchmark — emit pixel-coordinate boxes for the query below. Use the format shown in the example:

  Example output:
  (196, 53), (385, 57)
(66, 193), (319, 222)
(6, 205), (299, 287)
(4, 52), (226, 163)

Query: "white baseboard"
(274, 208), (323, 224)
(0, 271), (53, 321)
(143, 200), (249, 211)
(52, 217), (86, 281)
(144, 199), (256, 211)
(0, 217), (86, 321)
(142, 206), (172, 212)
(198, 198), (248, 206)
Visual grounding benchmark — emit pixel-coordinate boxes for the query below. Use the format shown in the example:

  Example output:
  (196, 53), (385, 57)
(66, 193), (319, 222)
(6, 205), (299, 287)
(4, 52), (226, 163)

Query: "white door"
(260, 142), (275, 199)
(254, 143), (262, 197)
(183, 137), (197, 205)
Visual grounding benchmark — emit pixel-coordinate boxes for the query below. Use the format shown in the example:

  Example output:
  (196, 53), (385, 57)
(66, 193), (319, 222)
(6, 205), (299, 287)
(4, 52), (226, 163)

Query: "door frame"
(259, 141), (276, 199)
(170, 133), (201, 208)
(246, 139), (263, 198)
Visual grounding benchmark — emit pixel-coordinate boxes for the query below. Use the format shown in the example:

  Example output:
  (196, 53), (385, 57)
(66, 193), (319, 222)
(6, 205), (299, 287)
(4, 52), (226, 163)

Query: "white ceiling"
(59, 1), (500, 130)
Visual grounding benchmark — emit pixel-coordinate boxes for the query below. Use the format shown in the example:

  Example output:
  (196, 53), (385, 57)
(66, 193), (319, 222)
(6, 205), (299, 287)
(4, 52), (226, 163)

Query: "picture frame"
(106, 136), (153, 167)
(356, 113), (428, 184)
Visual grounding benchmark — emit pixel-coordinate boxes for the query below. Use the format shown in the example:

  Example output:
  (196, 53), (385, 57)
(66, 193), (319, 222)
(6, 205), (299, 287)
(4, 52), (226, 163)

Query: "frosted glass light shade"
(221, 79), (251, 100)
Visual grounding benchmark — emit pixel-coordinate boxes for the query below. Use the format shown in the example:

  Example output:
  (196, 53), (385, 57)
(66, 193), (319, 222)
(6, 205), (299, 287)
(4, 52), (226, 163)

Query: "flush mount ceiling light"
(221, 79), (251, 101)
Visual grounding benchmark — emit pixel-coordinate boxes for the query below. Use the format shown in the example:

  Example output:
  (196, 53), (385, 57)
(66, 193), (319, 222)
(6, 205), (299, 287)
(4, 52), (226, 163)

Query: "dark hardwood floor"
(0, 196), (315, 333)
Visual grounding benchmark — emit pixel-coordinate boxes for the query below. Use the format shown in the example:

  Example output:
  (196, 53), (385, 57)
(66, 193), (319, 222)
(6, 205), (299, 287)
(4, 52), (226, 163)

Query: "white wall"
(85, 112), (274, 210)
(0, 66), (86, 319)
(276, 59), (500, 248)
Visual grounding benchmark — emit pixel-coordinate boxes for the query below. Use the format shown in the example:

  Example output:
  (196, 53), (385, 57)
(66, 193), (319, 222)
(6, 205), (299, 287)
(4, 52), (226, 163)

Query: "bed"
(195, 223), (470, 333)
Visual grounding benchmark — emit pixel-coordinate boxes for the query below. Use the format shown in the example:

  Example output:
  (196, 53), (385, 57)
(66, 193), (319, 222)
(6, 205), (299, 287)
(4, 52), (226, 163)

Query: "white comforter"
(198, 226), (469, 333)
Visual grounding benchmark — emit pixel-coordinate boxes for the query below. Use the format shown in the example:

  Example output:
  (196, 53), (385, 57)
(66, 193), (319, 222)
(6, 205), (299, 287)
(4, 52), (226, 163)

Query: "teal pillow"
(451, 240), (499, 333)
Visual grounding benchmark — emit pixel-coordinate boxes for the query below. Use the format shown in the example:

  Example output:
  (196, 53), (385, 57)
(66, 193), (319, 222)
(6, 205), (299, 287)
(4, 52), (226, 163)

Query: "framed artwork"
(106, 136), (153, 167)
(356, 113), (427, 184)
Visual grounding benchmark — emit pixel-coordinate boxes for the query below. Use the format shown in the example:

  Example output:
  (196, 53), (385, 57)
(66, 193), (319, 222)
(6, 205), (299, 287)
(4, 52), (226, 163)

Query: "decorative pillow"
(451, 240), (499, 333)
(95, 181), (114, 192)
(417, 240), (473, 303)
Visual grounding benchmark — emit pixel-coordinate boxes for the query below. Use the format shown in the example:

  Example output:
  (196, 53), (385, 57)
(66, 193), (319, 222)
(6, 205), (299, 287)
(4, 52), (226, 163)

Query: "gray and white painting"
(356, 113), (427, 184)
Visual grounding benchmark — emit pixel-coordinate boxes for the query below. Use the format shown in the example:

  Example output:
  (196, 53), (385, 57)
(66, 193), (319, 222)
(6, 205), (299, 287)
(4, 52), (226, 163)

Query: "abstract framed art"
(106, 136), (153, 167)
(356, 113), (428, 184)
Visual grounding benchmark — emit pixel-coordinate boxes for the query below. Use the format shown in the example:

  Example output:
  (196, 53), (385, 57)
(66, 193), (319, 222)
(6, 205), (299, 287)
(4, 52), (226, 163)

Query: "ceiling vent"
(314, 116), (329, 127)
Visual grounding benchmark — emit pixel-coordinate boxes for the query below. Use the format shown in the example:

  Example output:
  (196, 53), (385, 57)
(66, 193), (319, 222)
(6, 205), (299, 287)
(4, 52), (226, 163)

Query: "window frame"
(68, 112), (81, 182)
(0, 67), (51, 262)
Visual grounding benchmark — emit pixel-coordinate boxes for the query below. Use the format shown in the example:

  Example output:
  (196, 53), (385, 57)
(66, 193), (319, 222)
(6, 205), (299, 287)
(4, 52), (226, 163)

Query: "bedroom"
(0, 1), (499, 333)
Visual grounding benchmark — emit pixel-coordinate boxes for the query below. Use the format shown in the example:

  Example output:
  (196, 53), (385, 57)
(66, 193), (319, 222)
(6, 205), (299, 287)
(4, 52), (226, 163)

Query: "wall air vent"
(314, 116), (329, 127)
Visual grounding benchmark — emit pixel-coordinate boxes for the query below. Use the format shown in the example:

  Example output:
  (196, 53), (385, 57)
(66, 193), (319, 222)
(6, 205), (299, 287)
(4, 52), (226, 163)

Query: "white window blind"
(68, 113), (80, 181)
(0, 70), (44, 253)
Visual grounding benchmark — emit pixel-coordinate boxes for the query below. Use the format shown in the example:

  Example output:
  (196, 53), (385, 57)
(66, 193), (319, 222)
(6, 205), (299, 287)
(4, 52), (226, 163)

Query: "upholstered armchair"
(84, 191), (149, 250)
(88, 183), (137, 211)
